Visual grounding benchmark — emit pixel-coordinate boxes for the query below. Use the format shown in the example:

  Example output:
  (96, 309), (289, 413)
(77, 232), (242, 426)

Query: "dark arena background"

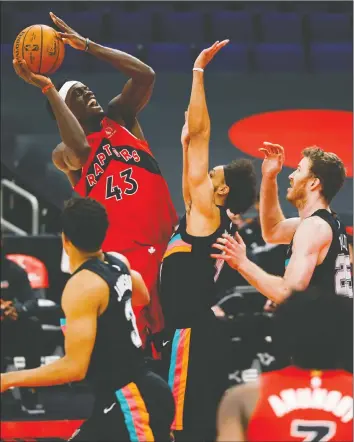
(1, 1), (353, 441)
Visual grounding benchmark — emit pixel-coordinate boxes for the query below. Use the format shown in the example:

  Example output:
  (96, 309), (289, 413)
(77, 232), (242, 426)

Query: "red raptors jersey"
(248, 366), (353, 442)
(74, 117), (177, 252)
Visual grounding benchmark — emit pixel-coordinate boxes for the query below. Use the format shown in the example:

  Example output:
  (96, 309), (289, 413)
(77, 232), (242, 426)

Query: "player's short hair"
(62, 197), (109, 252)
(273, 288), (353, 370)
(45, 79), (70, 120)
(223, 159), (257, 214)
(303, 147), (346, 203)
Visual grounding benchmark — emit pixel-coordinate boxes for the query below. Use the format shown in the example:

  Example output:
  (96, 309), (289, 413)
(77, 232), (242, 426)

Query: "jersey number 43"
(105, 167), (138, 201)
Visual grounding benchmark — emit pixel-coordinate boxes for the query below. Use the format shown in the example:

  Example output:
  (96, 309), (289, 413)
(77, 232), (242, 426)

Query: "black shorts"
(160, 319), (232, 441)
(68, 371), (175, 442)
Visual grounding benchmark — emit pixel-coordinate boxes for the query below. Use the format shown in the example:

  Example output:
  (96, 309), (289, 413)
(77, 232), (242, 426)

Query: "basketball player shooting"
(212, 143), (353, 305)
(1, 198), (175, 441)
(12, 12), (178, 347)
(217, 288), (353, 442)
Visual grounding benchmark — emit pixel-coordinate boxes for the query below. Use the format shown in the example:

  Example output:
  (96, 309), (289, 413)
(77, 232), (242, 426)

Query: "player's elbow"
(262, 225), (285, 245)
(65, 143), (90, 170)
(145, 66), (155, 82)
(52, 148), (68, 172)
(74, 363), (89, 382)
(189, 126), (210, 140)
(291, 279), (310, 293)
(137, 65), (155, 84)
(262, 232), (278, 244)
(65, 360), (88, 383)
(132, 286), (150, 307)
(72, 371), (86, 382)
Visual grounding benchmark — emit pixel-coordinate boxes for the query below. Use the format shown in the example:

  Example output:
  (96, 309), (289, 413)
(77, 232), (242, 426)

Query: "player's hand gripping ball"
(13, 24), (65, 74)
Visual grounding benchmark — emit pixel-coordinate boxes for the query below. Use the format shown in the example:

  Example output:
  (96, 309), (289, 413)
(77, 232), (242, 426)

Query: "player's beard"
(286, 179), (308, 209)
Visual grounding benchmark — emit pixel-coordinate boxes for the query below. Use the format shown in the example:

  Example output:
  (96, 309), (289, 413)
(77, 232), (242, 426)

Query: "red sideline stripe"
(1, 420), (84, 439)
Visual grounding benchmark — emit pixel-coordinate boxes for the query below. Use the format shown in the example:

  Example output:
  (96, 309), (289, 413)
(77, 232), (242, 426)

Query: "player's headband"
(58, 81), (84, 102)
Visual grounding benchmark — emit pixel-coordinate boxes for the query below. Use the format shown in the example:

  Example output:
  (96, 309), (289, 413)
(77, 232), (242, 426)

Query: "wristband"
(85, 38), (90, 52)
(193, 67), (204, 73)
(42, 83), (54, 94)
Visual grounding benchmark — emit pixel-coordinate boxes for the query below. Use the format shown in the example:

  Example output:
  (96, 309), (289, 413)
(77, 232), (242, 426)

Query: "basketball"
(13, 24), (65, 75)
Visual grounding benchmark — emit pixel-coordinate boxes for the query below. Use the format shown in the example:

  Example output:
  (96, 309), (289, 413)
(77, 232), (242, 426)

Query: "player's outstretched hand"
(264, 299), (278, 312)
(259, 141), (285, 179)
(13, 59), (51, 89)
(50, 12), (86, 51)
(194, 40), (229, 70)
(211, 232), (247, 270)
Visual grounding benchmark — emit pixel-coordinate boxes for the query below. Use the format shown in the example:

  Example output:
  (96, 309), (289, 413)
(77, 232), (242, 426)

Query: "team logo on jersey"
(105, 127), (116, 138)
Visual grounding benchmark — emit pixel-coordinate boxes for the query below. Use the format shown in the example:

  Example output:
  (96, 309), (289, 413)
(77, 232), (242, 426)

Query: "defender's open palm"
(211, 232), (247, 270)
(259, 141), (285, 179)
(50, 12), (86, 51)
(194, 40), (229, 70)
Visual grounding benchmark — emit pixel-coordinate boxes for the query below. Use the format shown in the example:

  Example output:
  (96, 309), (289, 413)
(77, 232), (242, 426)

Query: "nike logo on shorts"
(162, 340), (170, 347)
(104, 402), (116, 414)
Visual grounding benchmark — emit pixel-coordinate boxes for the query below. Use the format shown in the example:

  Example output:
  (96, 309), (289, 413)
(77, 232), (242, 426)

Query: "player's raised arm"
(50, 12), (155, 122)
(181, 110), (192, 210)
(187, 40), (229, 217)
(259, 142), (300, 244)
(212, 216), (332, 303)
(0, 271), (102, 391)
(13, 59), (90, 171)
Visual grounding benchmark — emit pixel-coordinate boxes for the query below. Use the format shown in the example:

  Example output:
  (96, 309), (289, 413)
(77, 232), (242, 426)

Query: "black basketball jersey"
(285, 209), (353, 298)
(159, 206), (236, 329)
(72, 253), (145, 393)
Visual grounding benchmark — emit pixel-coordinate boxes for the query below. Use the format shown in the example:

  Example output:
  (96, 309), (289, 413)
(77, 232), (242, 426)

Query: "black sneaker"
(20, 388), (46, 415)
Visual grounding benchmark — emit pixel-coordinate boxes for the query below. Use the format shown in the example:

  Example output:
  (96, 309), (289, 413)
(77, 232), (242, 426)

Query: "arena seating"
(159, 12), (206, 43)
(210, 11), (255, 43)
(309, 43), (353, 72)
(259, 12), (304, 43)
(307, 12), (353, 41)
(146, 43), (195, 71)
(253, 43), (306, 72)
(4, 2), (351, 72)
(108, 11), (154, 43)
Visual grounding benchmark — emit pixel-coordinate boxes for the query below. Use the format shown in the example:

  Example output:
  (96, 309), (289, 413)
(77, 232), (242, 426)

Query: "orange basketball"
(13, 24), (65, 75)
